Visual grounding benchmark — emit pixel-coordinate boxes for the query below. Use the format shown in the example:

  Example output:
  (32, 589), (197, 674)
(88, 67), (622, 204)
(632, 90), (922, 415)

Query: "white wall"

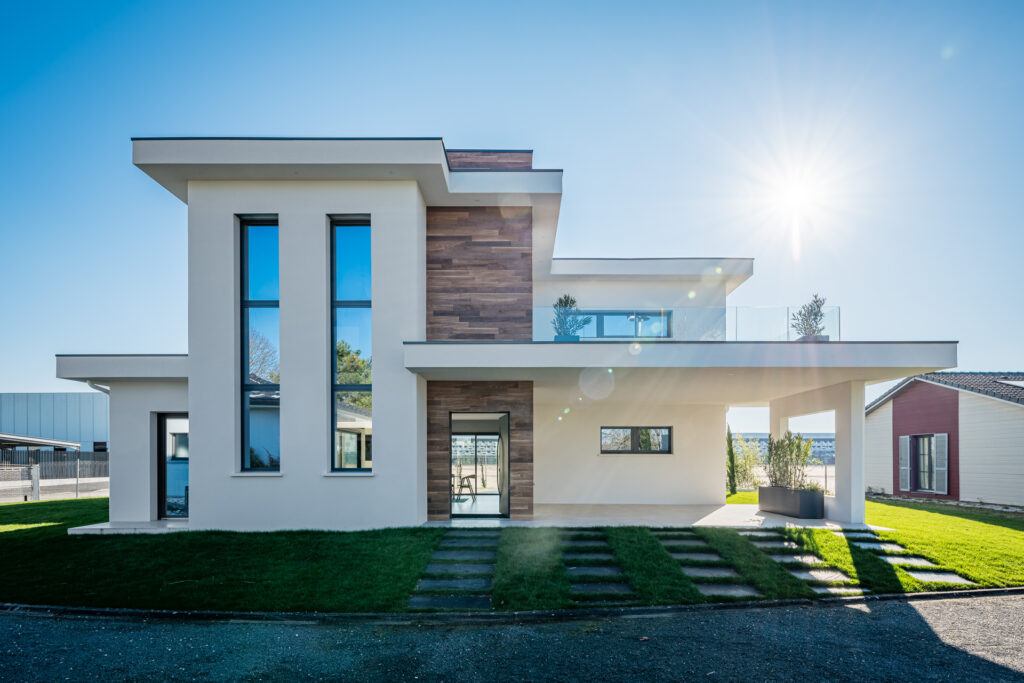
(864, 402), (893, 494)
(187, 180), (426, 531)
(106, 380), (187, 522)
(535, 388), (726, 505)
(959, 392), (1024, 506)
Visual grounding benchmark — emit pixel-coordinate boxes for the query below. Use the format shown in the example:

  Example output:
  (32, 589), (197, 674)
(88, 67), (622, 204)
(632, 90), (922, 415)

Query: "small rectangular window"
(600, 426), (672, 454)
(914, 434), (935, 492)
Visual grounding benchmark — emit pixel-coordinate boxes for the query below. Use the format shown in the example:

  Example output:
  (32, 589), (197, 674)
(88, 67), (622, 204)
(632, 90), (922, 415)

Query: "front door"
(450, 412), (509, 517)
(157, 413), (189, 519)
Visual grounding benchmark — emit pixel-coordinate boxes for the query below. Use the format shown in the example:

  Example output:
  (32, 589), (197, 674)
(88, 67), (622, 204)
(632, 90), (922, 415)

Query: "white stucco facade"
(57, 137), (958, 532)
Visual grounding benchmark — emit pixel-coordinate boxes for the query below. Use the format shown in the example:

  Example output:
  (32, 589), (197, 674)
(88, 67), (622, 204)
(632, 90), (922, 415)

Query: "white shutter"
(898, 435), (911, 492)
(934, 433), (949, 495)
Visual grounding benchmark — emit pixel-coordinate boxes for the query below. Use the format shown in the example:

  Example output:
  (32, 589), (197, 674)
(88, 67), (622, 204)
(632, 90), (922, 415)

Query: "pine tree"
(726, 425), (737, 495)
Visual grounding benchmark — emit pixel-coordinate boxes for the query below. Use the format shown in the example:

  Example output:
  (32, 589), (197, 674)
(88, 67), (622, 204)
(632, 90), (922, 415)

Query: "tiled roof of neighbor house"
(866, 371), (1024, 414)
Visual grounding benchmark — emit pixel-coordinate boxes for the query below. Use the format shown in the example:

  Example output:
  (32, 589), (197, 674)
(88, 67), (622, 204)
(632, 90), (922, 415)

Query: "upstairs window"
(241, 219), (281, 472)
(332, 218), (373, 471)
(582, 310), (672, 339)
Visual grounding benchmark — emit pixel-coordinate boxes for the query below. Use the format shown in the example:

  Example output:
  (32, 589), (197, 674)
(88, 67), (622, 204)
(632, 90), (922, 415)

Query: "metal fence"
(0, 451), (109, 502)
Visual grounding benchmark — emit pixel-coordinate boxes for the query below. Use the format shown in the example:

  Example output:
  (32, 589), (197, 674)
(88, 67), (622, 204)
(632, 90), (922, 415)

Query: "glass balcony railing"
(532, 306), (841, 342)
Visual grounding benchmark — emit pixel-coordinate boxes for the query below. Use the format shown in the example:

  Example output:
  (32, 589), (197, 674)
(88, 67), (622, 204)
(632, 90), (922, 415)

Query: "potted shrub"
(758, 431), (824, 518)
(791, 293), (829, 342)
(551, 294), (592, 342)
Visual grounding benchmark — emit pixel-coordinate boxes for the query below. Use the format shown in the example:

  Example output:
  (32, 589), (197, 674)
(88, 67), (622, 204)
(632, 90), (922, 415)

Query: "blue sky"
(2, 1), (1022, 432)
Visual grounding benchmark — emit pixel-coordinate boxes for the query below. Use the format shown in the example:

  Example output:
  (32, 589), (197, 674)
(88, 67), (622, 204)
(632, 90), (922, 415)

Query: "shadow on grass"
(605, 527), (703, 604)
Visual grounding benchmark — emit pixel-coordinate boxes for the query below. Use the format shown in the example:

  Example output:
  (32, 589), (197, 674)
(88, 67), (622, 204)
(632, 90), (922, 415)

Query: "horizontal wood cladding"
(445, 150), (533, 170)
(426, 206), (533, 340)
(427, 381), (534, 520)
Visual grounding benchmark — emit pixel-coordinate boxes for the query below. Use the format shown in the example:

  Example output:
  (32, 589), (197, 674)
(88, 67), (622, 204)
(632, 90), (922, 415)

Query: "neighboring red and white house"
(865, 372), (1024, 507)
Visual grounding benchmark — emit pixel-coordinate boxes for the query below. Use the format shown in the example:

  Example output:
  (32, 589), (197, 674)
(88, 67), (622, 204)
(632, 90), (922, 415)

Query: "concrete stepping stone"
(562, 539), (610, 548)
(833, 531), (878, 540)
(439, 537), (499, 548)
(432, 550), (496, 561)
(752, 540), (800, 550)
(566, 529), (605, 536)
(681, 566), (740, 579)
(905, 570), (975, 585)
(852, 541), (905, 553)
(653, 531), (698, 538)
(738, 530), (783, 537)
(661, 540), (708, 549)
(446, 529), (501, 537)
(570, 583), (635, 596)
(810, 585), (869, 596)
(408, 595), (491, 610)
(695, 584), (761, 598)
(770, 554), (825, 566)
(788, 568), (853, 583)
(671, 552), (722, 563)
(416, 577), (491, 592)
(567, 565), (623, 578)
(563, 552), (615, 562)
(423, 563), (494, 576)
(878, 555), (938, 568)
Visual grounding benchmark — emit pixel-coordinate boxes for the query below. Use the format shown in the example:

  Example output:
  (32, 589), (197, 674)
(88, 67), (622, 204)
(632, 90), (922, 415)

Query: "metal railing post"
(76, 455), (81, 498)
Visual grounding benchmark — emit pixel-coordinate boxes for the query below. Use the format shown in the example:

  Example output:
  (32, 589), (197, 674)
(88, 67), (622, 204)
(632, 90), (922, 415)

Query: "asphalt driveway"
(2, 594), (1023, 681)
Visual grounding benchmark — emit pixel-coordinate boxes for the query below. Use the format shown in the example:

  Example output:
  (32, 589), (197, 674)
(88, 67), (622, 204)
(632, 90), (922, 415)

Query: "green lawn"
(2, 496), (1022, 613)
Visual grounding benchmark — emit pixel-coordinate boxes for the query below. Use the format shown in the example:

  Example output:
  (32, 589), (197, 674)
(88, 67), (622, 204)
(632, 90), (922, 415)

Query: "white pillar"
(828, 381), (866, 524)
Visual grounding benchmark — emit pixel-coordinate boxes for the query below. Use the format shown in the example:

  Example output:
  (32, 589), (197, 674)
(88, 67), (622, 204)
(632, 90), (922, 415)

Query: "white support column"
(830, 380), (866, 524)
(767, 380), (867, 525)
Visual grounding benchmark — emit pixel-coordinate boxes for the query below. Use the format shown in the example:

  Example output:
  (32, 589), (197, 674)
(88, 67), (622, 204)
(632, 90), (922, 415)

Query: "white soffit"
(548, 257), (754, 292)
(132, 138), (562, 206)
(56, 354), (188, 382)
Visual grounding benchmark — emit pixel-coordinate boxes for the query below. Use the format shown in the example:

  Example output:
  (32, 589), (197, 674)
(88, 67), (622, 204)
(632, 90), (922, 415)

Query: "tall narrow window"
(241, 219), (281, 471)
(332, 218), (372, 471)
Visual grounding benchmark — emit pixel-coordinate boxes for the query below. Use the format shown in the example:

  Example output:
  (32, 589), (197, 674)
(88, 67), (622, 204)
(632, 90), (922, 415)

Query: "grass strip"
(490, 527), (572, 611)
(782, 528), (916, 593)
(605, 527), (703, 605)
(695, 527), (814, 599)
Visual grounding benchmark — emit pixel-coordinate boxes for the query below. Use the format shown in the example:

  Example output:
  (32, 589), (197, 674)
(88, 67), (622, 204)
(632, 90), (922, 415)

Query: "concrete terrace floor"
(438, 503), (876, 529)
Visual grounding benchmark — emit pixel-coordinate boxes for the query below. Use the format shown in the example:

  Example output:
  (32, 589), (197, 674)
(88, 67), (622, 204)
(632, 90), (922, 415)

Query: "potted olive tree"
(551, 294), (592, 342)
(758, 431), (824, 518)
(791, 293), (829, 342)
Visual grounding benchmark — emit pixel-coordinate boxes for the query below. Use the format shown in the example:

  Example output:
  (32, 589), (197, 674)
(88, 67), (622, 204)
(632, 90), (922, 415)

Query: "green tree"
(335, 340), (372, 410)
(726, 425), (737, 495)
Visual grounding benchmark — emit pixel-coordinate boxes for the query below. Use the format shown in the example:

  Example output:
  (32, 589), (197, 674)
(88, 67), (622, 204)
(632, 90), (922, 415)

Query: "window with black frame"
(241, 219), (281, 471)
(332, 218), (373, 471)
(914, 434), (935, 491)
(600, 426), (672, 454)
(581, 310), (672, 339)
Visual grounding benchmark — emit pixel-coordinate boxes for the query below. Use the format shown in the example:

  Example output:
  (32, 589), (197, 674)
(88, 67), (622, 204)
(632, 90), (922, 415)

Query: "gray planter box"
(758, 486), (824, 519)
(554, 334), (580, 342)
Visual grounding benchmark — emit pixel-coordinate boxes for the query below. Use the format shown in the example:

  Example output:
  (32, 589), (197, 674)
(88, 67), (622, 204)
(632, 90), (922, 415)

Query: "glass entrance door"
(451, 433), (502, 516)
(158, 414), (190, 519)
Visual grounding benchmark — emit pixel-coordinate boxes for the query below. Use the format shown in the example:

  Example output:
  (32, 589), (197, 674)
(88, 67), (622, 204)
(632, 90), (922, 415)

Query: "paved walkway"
(408, 528), (498, 610)
(560, 529), (638, 606)
(2, 595), (1022, 680)
(653, 529), (761, 598)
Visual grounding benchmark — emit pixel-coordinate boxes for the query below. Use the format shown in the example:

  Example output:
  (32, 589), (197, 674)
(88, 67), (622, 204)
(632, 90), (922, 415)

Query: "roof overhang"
(56, 355), (188, 383)
(132, 137), (562, 207)
(405, 341), (957, 404)
(548, 257), (754, 293)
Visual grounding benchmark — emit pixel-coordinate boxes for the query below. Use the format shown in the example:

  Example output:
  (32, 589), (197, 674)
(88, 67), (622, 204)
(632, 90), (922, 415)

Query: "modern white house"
(864, 372), (1024, 507)
(57, 137), (957, 532)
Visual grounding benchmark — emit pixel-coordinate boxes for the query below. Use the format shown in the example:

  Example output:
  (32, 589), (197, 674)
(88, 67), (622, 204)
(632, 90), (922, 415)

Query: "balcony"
(532, 306), (841, 342)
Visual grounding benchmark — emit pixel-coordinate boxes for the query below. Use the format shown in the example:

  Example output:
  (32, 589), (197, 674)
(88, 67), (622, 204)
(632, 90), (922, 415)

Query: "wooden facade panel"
(426, 381), (534, 520)
(891, 380), (960, 500)
(446, 150), (533, 170)
(426, 207), (533, 340)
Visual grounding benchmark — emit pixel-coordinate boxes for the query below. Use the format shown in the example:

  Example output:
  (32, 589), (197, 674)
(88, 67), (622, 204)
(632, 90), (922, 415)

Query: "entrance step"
(570, 583), (635, 597)
(563, 552), (615, 562)
(438, 537), (499, 549)
(737, 530), (783, 538)
(832, 531), (878, 540)
(670, 551), (723, 563)
(567, 565), (624, 578)
(878, 555), (938, 568)
(769, 554), (826, 566)
(852, 541), (905, 553)
(787, 568), (854, 584)
(423, 563), (494, 576)
(408, 595), (492, 611)
(751, 540), (800, 550)
(694, 584), (761, 598)
(680, 566), (740, 580)
(810, 585), (869, 596)
(562, 539), (611, 549)
(904, 570), (976, 585)
(660, 539), (709, 550)
(416, 577), (491, 593)
(432, 550), (496, 561)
